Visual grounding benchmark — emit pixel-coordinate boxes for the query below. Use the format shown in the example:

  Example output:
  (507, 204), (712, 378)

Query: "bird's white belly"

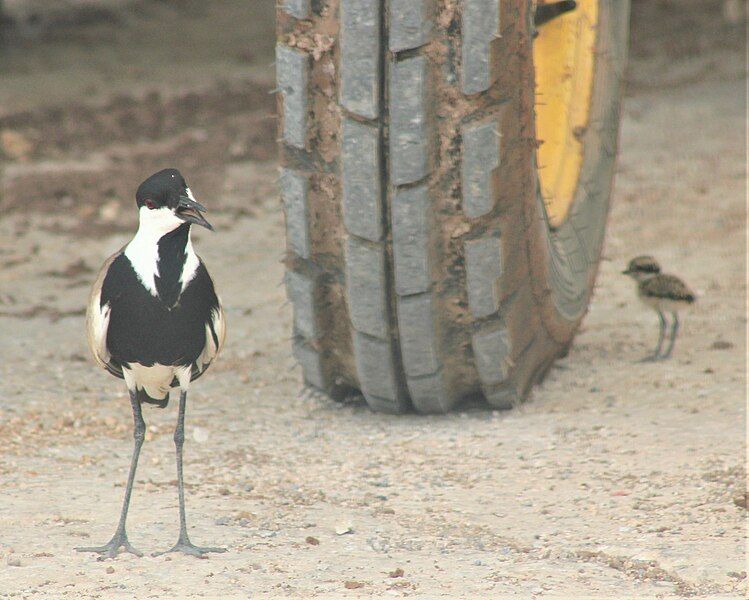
(122, 363), (192, 399)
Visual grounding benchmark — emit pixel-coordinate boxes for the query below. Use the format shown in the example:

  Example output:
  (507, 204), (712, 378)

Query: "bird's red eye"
(144, 200), (156, 210)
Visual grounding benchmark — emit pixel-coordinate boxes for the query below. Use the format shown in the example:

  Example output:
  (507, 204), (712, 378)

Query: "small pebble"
(335, 521), (353, 535)
(7, 556), (21, 567)
(344, 581), (364, 589)
(106, 566), (115, 574)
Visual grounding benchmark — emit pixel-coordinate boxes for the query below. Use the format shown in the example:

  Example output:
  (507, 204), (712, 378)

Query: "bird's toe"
(152, 540), (226, 558)
(76, 531), (143, 559)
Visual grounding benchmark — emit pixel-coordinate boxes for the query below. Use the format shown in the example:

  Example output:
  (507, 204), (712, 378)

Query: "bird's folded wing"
(195, 300), (226, 379)
(86, 249), (124, 378)
(641, 274), (696, 302)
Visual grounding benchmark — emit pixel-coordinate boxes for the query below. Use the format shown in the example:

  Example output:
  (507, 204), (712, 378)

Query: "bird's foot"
(638, 353), (662, 363)
(76, 530), (143, 559)
(152, 535), (226, 558)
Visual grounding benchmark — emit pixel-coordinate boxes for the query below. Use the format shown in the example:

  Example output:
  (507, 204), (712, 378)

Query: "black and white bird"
(623, 256), (696, 361)
(79, 168), (226, 558)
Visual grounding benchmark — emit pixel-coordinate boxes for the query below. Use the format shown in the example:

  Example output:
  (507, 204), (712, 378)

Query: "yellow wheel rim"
(534, 1), (599, 228)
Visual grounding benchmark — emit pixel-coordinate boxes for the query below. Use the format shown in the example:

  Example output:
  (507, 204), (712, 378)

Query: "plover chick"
(623, 256), (696, 361)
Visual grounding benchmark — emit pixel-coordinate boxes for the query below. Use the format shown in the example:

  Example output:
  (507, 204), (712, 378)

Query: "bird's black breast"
(101, 254), (219, 367)
(155, 223), (190, 307)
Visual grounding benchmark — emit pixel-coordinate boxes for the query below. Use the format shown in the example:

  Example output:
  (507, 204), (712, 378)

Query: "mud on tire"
(276, 1), (630, 413)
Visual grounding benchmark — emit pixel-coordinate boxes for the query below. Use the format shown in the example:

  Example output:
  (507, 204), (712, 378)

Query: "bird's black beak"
(177, 195), (213, 231)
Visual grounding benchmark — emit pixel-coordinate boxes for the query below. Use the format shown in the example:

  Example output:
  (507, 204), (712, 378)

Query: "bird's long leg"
(640, 310), (667, 362)
(662, 311), (680, 359)
(77, 390), (145, 558)
(153, 390), (226, 558)
(655, 310), (668, 358)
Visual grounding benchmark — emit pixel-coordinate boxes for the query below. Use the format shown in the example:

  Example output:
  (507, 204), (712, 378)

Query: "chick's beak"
(177, 195), (213, 231)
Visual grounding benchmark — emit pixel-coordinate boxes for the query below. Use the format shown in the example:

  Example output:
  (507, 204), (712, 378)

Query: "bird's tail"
(136, 387), (169, 409)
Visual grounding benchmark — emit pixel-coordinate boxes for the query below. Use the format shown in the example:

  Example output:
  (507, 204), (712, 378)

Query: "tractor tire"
(276, 0), (630, 413)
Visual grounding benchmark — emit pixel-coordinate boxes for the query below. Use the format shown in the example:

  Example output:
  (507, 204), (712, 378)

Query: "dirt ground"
(0, 1), (746, 598)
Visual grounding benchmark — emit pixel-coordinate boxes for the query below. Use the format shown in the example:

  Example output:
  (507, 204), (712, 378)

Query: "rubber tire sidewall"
(527, 0), (631, 346)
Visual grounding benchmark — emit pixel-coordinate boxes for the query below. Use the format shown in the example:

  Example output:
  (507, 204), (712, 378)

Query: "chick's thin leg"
(662, 311), (680, 359)
(641, 310), (667, 362)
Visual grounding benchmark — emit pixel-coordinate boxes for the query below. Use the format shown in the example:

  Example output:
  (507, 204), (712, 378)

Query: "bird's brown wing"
(192, 300), (226, 381)
(641, 274), (696, 303)
(86, 248), (126, 378)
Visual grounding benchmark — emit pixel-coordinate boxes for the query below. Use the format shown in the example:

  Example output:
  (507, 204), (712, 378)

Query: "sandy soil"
(0, 1), (746, 598)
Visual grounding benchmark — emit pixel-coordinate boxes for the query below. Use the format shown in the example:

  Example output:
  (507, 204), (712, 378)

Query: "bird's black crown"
(624, 255), (661, 275)
(135, 168), (188, 210)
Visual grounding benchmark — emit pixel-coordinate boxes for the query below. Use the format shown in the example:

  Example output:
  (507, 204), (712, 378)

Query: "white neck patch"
(180, 235), (200, 292)
(124, 206), (199, 297)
